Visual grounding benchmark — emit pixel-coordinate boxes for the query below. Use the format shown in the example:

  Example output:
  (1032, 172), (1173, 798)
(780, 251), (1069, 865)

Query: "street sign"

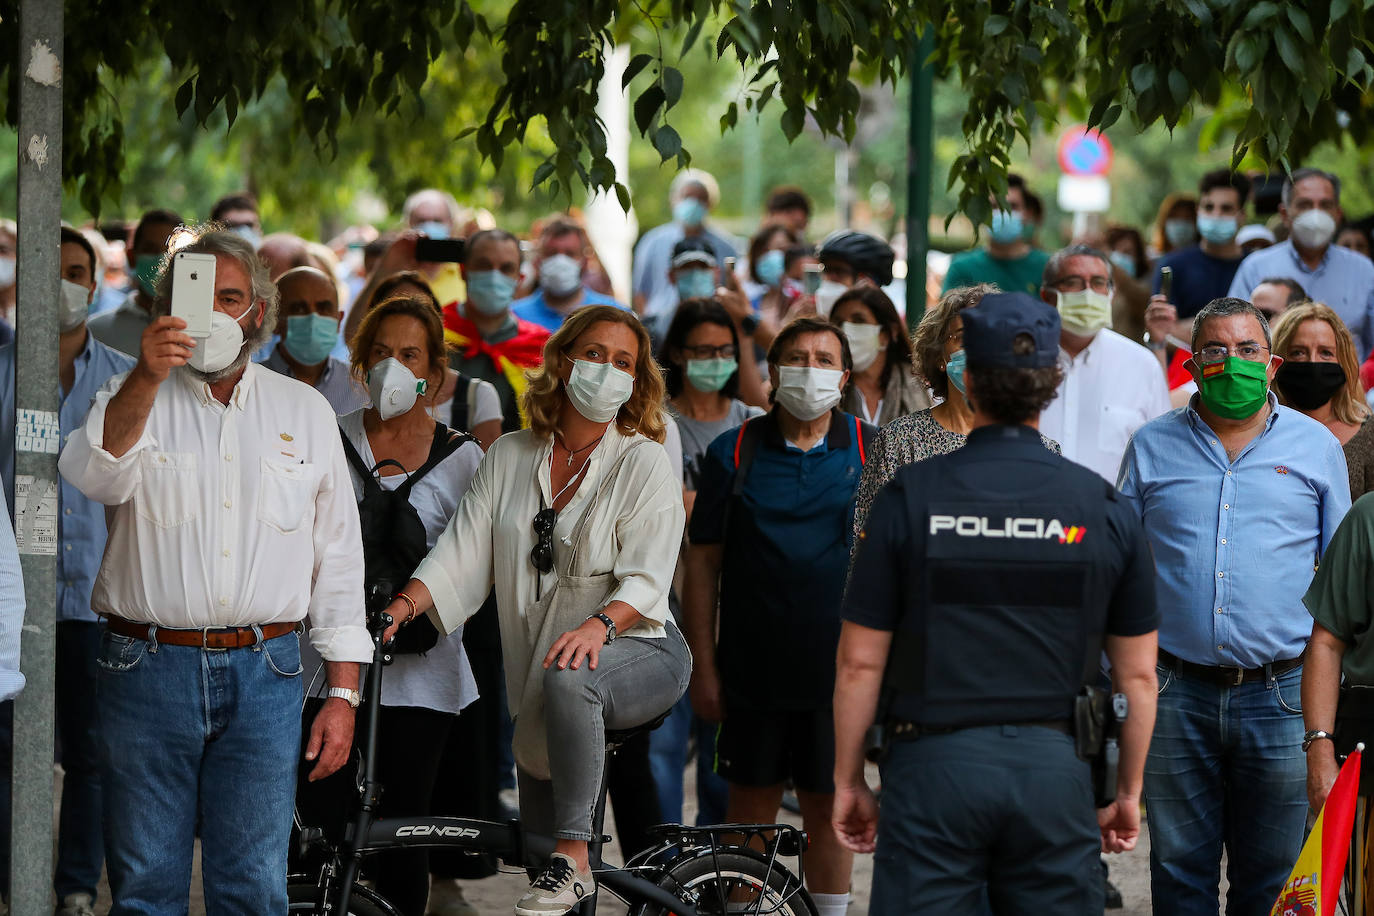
(1058, 175), (1111, 213)
(1057, 126), (1114, 176)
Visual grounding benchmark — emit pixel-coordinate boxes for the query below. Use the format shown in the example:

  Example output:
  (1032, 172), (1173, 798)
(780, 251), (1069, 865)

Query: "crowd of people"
(0, 160), (1373, 915)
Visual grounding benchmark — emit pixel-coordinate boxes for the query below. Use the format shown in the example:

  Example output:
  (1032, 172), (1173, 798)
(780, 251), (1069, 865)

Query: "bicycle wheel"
(643, 848), (818, 916)
(287, 880), (399, 916)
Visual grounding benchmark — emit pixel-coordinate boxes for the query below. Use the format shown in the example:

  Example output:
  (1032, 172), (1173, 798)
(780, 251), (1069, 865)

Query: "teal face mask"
(675, 269), (716, 300)
(685, 357), (738, 393)
(466, 270), (518, 316)
(282, 313), (339, 366)
(134, 254), (161, 297)
(988, 211), (1023, 245)
(755, 249), (785, 287)
(946, 348), (967, 395)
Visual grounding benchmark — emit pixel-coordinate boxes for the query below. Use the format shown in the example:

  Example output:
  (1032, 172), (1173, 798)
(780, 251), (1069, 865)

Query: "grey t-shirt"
(670, 399), (765, 491)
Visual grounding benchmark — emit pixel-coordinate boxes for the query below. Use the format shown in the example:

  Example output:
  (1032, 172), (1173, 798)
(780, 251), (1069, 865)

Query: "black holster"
(1074, 686), (1127, 808)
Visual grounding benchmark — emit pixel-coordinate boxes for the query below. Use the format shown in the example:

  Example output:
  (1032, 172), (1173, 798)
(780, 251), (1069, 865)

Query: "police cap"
(962, 291), (1060, 369)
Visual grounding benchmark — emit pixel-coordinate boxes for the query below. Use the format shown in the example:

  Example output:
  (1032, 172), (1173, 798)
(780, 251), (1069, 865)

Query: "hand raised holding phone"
(136, 316), (198, 384)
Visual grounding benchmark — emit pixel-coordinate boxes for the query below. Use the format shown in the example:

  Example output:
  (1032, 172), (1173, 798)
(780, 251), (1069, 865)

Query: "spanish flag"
(1270, 746), (1362, 916)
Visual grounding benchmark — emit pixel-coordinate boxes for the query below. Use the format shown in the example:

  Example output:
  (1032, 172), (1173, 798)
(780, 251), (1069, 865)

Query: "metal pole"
(905, 26), (935, 331)
(11, 0), (63, 911)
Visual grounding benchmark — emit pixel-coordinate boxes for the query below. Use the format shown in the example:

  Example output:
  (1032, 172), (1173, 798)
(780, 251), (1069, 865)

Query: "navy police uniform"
(843, 292), (1158, 913)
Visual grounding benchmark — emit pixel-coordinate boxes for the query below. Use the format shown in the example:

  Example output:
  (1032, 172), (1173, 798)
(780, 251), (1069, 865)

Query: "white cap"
(1236, 224), (1276, 247)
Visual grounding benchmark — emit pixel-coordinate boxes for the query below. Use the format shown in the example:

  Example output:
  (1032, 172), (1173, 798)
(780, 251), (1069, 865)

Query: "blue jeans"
(56, 621), (105, 900)
(97, 628), (304, 915)
(1144, 662), (1307, 916)
(647, 693), (728, 825)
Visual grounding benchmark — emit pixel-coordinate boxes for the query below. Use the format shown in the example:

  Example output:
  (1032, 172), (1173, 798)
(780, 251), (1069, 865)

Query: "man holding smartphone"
(58, 227), (370, 913)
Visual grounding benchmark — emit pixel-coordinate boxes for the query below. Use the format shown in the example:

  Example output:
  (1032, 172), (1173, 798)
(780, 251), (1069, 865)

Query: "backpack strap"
(450, 373), (475, 433)
(396, 421), (478, 500)
(730, 417), (765, 498)
(854, 415), (876, 465)
(338, 427), (383, 499)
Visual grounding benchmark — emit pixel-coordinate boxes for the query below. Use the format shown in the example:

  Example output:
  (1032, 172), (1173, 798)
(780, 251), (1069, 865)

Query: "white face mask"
(188, 306), (256, 375)
(775, 365), (844, 421)
(565, 359), (635, 423)
(842, 322), (883, 372)
(1056, 288), (1113, 337)
(367, 357), (428, 420)
(1291, 209), (1337, 249)
(59, 279), (92, 333)
(814, 280), (848, 318)
(538, 254), (583, 298)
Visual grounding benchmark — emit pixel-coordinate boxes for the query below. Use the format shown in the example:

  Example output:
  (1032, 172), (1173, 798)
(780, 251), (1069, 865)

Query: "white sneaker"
(513, 853), (594, 916)
(55, 893), (95, 916)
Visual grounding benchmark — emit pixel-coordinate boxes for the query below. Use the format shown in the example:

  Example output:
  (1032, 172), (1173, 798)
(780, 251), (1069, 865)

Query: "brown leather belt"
(104, 614), (298, 649)
(1159, 648), (1303, 687)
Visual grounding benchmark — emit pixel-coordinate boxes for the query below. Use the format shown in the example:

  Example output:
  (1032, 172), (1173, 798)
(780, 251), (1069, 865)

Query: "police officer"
(831, 291), (1160, 913)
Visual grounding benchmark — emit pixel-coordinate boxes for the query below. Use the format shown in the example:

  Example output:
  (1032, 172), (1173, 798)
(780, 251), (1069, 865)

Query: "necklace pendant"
(566, 453), (573, 467)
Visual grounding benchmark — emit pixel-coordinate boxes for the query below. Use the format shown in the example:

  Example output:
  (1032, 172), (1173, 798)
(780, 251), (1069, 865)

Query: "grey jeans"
(518, 623), (692, 841)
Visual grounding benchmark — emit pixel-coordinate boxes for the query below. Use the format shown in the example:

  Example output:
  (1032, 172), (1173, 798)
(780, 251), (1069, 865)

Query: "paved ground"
(63, 762), (1175, 914)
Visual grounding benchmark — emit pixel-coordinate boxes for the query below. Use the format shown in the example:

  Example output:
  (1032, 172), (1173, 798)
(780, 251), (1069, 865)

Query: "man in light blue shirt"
(632, 169), (737, 319)
(513, 218), (627, 332)
(0, 228), (134, 916)
(1117, 297), (1350, 914)
(1228, 168), (1374, 358)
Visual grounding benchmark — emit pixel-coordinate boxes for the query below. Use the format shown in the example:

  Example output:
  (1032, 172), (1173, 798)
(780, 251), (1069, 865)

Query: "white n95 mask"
(367, 357), (427, 420)
(188, 307), (255, 375)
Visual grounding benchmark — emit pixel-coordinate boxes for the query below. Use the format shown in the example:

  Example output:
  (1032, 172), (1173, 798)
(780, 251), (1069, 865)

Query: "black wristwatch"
(1303, 729), (1334, 752)
(740, 313), (759, 334)
(588, 612), (617, 645)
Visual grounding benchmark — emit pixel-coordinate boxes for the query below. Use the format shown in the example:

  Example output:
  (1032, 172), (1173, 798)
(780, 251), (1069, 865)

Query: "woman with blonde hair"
(381, 305), (690, 916)
(1271, 302), (1374, 499)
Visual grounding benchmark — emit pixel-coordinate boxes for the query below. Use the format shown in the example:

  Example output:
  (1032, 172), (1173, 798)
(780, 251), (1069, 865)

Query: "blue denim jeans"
(55, 621), (105, 900)
(1144, 662), (1307, 916)
(97, 628), (304, 915)
(647, 693), (728, 826)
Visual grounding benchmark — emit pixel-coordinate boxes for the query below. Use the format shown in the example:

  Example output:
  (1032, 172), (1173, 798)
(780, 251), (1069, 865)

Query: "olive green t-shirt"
(940, 247), (1051, 296)
(1305, 492), (1374, 683)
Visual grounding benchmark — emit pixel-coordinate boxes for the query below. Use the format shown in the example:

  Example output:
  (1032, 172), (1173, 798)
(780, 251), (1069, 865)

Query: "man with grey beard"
(58, 227), (369, 913)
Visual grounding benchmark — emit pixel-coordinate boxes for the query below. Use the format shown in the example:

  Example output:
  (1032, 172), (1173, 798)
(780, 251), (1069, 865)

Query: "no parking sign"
(1057, 126), (1114, 176)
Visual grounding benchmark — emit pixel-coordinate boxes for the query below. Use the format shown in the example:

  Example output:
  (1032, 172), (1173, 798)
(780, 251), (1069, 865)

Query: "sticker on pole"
(1057, 126), (1114, 177)
(16, 409), (59, 454)
(14, 475), (57, 556)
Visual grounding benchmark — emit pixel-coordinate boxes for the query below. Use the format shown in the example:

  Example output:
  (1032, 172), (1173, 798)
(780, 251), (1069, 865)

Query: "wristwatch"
(740, 313), (760, 334)
(588, 612), (617, 645)
(1302, 729), (1334, 751)
(327, 687), (362, 709)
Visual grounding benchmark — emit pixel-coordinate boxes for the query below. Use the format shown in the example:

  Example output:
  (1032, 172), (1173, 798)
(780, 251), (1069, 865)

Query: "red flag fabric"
(1271, 748), (1362, 916)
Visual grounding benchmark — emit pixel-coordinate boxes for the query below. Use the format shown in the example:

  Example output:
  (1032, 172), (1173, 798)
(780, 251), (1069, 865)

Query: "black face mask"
(1274, 360), (1347, 410)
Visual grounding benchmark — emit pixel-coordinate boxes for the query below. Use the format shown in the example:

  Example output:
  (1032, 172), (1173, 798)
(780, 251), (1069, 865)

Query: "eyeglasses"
(530, 508), (557, 574)
(1050, 276), (1112, 294)
(682, 344), (737, 360)
(1196, 344), (1271, 364)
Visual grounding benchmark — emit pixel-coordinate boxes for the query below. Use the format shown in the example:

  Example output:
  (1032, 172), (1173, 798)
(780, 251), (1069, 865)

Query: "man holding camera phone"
(58, 227), (370, 913)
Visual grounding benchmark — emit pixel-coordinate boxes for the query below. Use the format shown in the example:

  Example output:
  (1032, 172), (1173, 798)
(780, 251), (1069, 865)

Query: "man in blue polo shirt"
(0, 228), (135, 916)
(1229, 168), (1374, 358)
(512, 218), (626, 331)
(1117, 296), (1350, 913)
(683, 317), (871, 916)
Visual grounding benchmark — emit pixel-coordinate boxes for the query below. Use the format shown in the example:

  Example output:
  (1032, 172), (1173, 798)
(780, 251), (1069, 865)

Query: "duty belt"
(104, 614), (300, 649)
(1158, 648), (1303, 687)
(888, 718), (1071, 740)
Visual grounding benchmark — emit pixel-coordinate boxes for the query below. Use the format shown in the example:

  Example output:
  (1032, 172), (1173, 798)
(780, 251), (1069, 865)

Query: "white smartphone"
(170, 252), (216, 338)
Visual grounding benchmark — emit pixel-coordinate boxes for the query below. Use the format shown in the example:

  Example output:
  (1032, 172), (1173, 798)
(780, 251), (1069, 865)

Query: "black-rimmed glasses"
(530, 507), (557, 574)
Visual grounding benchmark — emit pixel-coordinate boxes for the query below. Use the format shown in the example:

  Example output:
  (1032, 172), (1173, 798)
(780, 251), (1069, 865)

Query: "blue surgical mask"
(1165, 219), (1197, 247)
(1196, 215), (1238, 245)
(673, 198), (708, 228)
(415, 220), (450, 240)
(228, 223), (262, 249)
(466, 269), (518, 316)
(675, 268), (716, 301)
(988, 210), (1023, 245)
(946, 349), (967, 395)
(282, 313), (339, 366)
(755, 249), (785, 287)
(1107, 250), (1138, 278)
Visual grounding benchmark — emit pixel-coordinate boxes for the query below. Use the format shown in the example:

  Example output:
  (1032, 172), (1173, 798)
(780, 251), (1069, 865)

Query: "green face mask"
(685, 357), (738, 393)
(134, 254), (161, 298)
(1197, 356), (1270, 420)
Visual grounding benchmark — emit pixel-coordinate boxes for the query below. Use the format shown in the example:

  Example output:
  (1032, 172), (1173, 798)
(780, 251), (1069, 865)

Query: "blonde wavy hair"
(522, 305), (668, 443)
(911, 282), (1000, 398)
(1271, 302), (1371, 425)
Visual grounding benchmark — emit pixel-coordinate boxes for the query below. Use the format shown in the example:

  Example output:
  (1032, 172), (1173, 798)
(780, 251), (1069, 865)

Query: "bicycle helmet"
(817, 230), (895, 287)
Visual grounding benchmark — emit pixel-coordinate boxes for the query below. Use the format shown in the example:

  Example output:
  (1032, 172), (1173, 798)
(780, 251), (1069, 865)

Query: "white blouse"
(415, 426), (685, 712)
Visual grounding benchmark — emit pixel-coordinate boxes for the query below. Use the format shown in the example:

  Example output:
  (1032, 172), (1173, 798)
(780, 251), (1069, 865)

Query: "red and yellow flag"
(1271, 747), (1362, 916)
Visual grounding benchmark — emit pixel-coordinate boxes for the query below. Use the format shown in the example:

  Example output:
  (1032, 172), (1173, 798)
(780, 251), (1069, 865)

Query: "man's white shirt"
(1038, 328), (1171, 483)
(58, 363), (370, 662)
